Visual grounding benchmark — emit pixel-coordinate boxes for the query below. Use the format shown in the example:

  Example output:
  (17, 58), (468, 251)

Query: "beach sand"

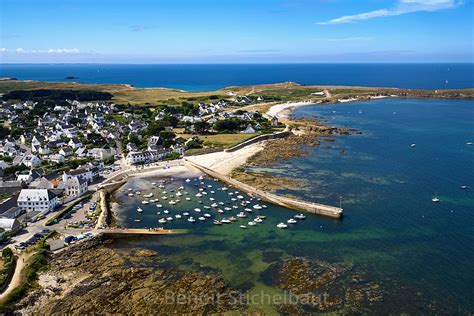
(185, 143), (264, 175)
(265, 101), (314, 119)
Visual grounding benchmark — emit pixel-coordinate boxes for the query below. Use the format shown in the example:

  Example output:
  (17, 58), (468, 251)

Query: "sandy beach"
(185, 142), (264, 175)
(265, 101), (314, 119)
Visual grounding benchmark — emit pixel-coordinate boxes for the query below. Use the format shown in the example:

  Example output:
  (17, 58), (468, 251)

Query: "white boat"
(432, 197), (441, 203)
(203, 206), (211, 209)
(175, 214), (182, 219)
(253, 204), (262, 210)
(258, 215), (266, 219)
(222, 187), (228, 191)
(466, 142), (473, 145)
(196, 193), (203, 198)
(231, 198), (237, 202)
(194, 208), (201, 213)
(134, 219), (141, 222)
(217, 209), (224, 214)
(460, 185), (468, 190)
(144, 193), (154, 198)
(248, 221), (257, 226)
(237, 212), (247, 218)
(221, 218), (231, 224)
(237, 195), (244, 200)
(169, 200), (176, 205)
(224, 207), (232, 211)
(151, 182), (156, 186)
(287, 219), (297, 224)
(166, 217), (173, 221)
(254, 217), (263, 223)
(142, 200), (149, 205)
(229, 216), (237, 222)
(135, 191), (141, 195)
(178, 186), (184, 190)
(198, 217), (206, 221)
(162, 191), (167, 194)
(157, 211), (161, 215)
(183, 212), (190, 216)
(213, 220), (222, 225)
(262, 205), (268, 209)
(188, 217), (196, 223)
(156, 204), (163, 208)
(176, 192), (183, 197)
(204, 213), (211, 218)
(218, 202), (224, 205)
(137, 207), (143, 213)
(211, 203), (218, 208)
(244, 208), (253, 213)
(199, 175), (204, 180)
(411, 143), (417, 147)
(163, 210), (169, 214)
(277, 222), (288, 229)
(210, 190), (215, 194)
(210, 197), (215, 201)
(161, 196), (168, 200)
(186, 197), (191, 201)
(232, 205), (239, 209)
(294, 214), (306, 220)
(128, 193), (134, 197)
(185, 178), (191, 183)
(159, 218), (167, 224)
(240, 225), (247, 229)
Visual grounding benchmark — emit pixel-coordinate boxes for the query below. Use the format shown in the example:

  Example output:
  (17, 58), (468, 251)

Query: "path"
(0, 251), (32, 301)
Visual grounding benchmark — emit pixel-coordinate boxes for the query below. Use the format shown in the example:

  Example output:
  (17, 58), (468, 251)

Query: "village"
(0, 93), (281, 246)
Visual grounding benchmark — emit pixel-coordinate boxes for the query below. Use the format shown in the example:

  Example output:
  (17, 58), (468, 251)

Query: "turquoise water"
(114, 98), (474, 313)
(1, 63), (473, 90)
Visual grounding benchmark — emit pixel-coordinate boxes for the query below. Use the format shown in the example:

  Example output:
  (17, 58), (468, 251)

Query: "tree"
(2, 247), (13, 259)
(193, 121), (210, 134)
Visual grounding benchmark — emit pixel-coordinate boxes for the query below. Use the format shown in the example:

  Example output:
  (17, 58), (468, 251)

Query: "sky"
(0, 0), (473, 63)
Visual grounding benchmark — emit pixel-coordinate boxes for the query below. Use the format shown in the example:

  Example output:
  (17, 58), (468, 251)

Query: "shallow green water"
(114, 98), (474, 313)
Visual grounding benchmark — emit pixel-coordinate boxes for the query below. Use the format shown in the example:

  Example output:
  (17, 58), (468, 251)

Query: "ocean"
(113, 98), (474, 314)
(1, 63), (473, 91)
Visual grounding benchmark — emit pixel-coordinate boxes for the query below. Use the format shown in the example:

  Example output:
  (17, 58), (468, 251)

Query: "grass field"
(1, 79), (472, 105)
(178, 133), (259, 153)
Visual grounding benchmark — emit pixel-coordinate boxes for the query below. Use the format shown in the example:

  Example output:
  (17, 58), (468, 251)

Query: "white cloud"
(4, 48), (81, 54)
(318, 0), (463, 25)
(47, 48), (80, 54)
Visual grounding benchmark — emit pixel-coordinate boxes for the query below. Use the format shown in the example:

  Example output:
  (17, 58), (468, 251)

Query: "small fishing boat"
(410, 143), (417, 147)
(194, 208), (201, 213)
(253, 204), (262, 210)
(277, 222), (288, 229)
(137, 207), (143, 213)
(240, 225), (247, 229)
(210, 190), (215, 194)
(224, 207), (232, 211)
(211, 203), (218, 208)
(166, 217), (173, 221)
(213, 220), (222, 225)
(287, 218), (297, 224)
(199, 175), (204, 180)
(254, 217), (263, 223)
(163, 210), (169, 214)
(460, 185), (468, 190)
(244, 208), (253, 213)
(258, 215), (266, 219)
(156, 204), (163, 208)
(183, 212), (190, 216)
(186, 197), (191, 201)
(185, 178), (191, 183)
(204, 205), (211, 209)
(134, 219), (141, 222)
(159, 218), (167, 224)
(232, 205), (239, 209)
(432, 197), (441, 203)
(207, 185), (213, 188)
(237, 212), (247, 218)
(135, 191), (141, 195)
(217, 209), (224, 214)
(221, 218), (231, 224)
(188, 217), (196, 223)
(210, 197), (215, 201)
(178, 186), (184, 190)
(229, 216), (237, 222)
(144, 193), (154, 198)
(157, 211), (161, 215)
(294, 214), (306, 220)
(175, 214), (182, 219)
(128, 193), (134, 197)
(262, 205), (268, 209)
(237, 195), (244, 200)
(218, 201), (224, 205)
(176, 192), (183, 197)
(151, 182), (156, 186)
(161, 196), (168, 200)
(169, 200), (176, 205)
(204, 213), (211, 218)
(196, 193), (203, 198)
(248, 221), (257, 226)
(142, 200), (149, 205)
(198, 217), (206, 221)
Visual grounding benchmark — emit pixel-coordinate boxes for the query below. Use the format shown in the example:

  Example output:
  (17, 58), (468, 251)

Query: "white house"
(64, 175), (88, 200)
(87, 148), (116, 160)
(68, 138), (83, 149)
(0, 218), (22, 236)
(17, 189), (59, 214)
(49, 154), (65, 164)
(59, 147), (73, 157)
(21, 154), (42, 168)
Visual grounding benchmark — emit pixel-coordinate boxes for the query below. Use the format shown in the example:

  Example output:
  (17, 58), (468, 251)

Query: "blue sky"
(0, 0), (473, 63)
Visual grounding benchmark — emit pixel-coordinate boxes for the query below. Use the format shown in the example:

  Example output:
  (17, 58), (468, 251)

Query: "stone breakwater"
(185, 159), (343, 218)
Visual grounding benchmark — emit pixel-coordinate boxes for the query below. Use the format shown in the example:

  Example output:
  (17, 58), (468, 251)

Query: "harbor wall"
(184, 160), (343, 219)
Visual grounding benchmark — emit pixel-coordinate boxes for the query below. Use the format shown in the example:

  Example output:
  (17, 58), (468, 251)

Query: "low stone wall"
(225, 131), (290, 153)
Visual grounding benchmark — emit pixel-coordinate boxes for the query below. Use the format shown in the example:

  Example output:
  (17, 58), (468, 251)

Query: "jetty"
(100, 228), (188, 237)
(184, 159), (343, 219)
